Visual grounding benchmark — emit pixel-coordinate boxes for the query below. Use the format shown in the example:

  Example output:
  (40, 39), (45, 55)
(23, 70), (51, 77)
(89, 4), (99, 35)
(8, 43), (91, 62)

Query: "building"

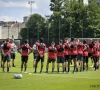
(0, 21), (25, 39)
(23, 16), (29, 23)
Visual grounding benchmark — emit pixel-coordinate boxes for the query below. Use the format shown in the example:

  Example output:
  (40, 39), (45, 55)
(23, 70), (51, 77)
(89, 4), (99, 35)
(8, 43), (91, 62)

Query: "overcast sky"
(0, 0), (88, 22)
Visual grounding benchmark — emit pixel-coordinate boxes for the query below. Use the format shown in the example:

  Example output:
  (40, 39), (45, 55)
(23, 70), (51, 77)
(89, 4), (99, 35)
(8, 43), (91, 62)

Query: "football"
(14, 74), (22, 79)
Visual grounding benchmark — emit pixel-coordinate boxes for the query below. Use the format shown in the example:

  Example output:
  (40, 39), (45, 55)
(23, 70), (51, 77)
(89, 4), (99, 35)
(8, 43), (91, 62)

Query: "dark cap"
(40, 37), (44, 43)
(25, 39), (28, 44)
(2, 40), (5, 43)
(71, 37), (74, 41)
(83, 40), (86, 44)
(6, 38), (10, 42)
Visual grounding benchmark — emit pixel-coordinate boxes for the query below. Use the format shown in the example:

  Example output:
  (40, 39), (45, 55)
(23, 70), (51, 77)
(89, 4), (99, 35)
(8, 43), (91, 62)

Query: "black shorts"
(3, 55), (11, 62)
(57, 56), (65, 63)
(77, 54), (83, 61)
(70, 55), (77, 60)
(83, 56), (88, 63)
(93, 56), (99, 63)
(21, 56), (28, 63)
(33, 53), (37, 59)
(48, 59), (56, 63)
(99, 56), (100, 60)
(64, 55), (69, 62)
(11, 53), (15, 59)
(1, 54), (4, 60)
(88, 53), (92, 58)
(36, 56), (44, 62)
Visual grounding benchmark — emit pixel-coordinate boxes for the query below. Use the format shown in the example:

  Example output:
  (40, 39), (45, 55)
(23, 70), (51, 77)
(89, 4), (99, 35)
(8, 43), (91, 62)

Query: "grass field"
(0, 53), (100, 90)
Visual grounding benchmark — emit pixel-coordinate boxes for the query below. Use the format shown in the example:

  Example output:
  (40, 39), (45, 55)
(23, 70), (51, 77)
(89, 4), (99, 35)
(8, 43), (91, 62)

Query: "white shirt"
(11, 43), (16, 53)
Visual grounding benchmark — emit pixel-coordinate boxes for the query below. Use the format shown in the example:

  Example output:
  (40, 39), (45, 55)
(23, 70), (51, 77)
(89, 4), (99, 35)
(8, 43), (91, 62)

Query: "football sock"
(97, 66), (99, 69)
(46, 68), (48, 72)
(2, 66), (4, 71)
(83, 67), (85, 71)
(52, 68), (54, 72)
(76, 68), (78, 72)
(7, 67), (9, 72)
(57, 68), (59, 72)
(63, 68), (65, 72)
(65, 67), (66, 71)
(68, 68), (70, 72)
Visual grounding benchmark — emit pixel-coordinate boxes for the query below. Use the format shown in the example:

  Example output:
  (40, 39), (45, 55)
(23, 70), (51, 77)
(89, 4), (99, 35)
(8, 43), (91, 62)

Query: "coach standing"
(10, 38), (17, 67)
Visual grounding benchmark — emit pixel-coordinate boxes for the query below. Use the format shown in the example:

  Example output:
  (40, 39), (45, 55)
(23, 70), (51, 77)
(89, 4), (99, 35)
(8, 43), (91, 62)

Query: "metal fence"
(0, 38), (100, 48)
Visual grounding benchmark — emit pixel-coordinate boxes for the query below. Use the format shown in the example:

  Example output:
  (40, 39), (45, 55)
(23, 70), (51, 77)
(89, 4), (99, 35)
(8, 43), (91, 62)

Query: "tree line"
(20, 0), (100, 39)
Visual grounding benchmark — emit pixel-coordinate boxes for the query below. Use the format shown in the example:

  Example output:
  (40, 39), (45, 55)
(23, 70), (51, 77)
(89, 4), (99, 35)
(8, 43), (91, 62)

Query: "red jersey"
(99, 43), (100, 51)
(36, 43), (46, 56)
(2, 42), (12, 56)
(77, 42), (83, 54)
(48, 46), (57, 59)
(98, 43), (100, 55)
(92, 44), (99, 57)
(83, 44), (88, 56)
(69, 41), (78, 55)
(56, 44), (65, 56)
(88, 44), (93, 53)
(64, 42), (70, 55)
(18, 44), (32, 56)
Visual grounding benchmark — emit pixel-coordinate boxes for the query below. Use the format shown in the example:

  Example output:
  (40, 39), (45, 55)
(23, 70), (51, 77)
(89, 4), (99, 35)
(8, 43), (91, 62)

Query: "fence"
(0, 38), (100, 48)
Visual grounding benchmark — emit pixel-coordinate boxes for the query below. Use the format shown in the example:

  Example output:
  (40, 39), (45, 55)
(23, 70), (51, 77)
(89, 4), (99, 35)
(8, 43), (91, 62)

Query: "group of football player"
(1, 37), (100, 73)
(33, 37), (100, 73)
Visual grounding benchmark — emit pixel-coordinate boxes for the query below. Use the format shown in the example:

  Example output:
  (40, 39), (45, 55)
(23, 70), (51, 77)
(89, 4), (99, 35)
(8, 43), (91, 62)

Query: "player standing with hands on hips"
(18, 39), (33, 73)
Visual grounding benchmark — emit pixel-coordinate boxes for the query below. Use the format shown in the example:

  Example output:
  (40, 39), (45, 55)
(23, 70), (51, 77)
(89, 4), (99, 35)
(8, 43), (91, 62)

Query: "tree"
(20, 13), (47, 39)
(20, 28), (27, 39)
(50, 0), (100, 38)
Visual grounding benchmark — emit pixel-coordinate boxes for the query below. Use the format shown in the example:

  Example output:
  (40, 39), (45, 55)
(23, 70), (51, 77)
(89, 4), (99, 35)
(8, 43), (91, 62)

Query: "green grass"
(0, 53), (100, 90)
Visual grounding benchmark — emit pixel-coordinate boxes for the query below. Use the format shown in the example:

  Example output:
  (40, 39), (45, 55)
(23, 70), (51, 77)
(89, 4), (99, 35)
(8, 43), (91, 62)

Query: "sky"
(0, 0), (88, 22)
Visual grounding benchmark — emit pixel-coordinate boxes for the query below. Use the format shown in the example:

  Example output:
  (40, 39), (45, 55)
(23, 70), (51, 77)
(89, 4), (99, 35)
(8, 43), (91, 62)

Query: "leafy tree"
(20, 28), (27, 39)
(20, 13), (47, 39)
(50, 0), (100, 38)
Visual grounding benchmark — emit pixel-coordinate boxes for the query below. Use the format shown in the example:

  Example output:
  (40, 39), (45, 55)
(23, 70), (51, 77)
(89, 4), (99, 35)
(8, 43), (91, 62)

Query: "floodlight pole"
(28, 1), (34, 15)
(8, 22), (9, 38)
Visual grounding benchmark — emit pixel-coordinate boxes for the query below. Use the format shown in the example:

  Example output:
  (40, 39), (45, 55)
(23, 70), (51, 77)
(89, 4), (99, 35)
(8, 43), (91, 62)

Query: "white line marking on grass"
(28, 74), (92, 79)
(28, 73), (97, 79)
